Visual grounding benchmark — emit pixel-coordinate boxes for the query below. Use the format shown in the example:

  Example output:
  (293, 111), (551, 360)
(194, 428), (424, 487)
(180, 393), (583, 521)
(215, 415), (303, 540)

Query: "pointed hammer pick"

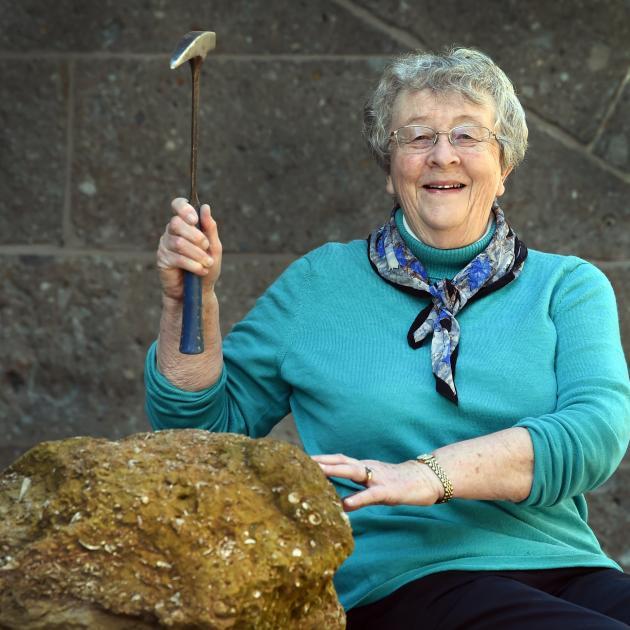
(170, 30), (216, 354)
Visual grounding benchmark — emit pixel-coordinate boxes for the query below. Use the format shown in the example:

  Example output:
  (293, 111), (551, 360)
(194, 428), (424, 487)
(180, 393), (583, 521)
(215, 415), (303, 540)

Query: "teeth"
(427, 184), (463, 189)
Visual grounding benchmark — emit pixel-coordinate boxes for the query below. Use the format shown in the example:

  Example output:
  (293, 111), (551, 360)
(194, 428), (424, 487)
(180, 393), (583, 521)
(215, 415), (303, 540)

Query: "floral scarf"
(368, 203), (528, 404)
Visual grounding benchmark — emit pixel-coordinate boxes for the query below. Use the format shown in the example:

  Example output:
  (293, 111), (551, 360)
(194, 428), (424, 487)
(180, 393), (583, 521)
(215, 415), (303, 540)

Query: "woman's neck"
(402, 214), (494, 247)
(395, 209), (496, 281)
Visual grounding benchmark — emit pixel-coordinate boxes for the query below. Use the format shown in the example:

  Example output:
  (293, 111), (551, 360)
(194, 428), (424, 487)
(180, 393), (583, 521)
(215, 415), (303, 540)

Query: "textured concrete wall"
(1, 1), (628, 568)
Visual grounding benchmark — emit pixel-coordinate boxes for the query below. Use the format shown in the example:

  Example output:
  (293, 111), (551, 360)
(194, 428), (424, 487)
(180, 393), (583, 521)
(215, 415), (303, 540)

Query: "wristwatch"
(416, 453), (454, 503)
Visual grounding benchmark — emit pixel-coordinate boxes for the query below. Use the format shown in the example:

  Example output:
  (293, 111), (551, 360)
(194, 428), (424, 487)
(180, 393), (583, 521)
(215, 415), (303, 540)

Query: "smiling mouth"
(423, 183), (466, 190)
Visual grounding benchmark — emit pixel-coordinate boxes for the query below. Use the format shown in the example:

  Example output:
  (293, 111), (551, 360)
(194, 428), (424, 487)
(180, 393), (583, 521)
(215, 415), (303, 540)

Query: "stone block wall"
(1, 1), (628, 568)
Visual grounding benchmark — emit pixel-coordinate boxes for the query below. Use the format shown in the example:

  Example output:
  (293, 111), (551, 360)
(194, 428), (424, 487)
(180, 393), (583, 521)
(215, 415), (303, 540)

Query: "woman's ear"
(386, 174), (395, 196)
(496, 166), (513, 198)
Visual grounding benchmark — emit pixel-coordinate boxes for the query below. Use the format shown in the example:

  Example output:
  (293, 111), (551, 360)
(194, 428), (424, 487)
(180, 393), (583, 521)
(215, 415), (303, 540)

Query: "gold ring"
(364, 466), (373, 484)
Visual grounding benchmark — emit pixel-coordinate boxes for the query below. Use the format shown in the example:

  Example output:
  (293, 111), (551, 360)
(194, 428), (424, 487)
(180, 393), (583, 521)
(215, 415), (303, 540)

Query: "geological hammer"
(170, 30), (216, 354)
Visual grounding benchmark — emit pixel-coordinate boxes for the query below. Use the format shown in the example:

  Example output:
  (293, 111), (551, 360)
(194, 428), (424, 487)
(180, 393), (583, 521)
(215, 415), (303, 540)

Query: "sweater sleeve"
(516, 261), (630, 507)
(144, 255), (311, 437)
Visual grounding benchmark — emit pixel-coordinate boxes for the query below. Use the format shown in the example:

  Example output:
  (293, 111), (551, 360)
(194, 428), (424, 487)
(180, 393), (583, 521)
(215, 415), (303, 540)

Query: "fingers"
(313, 454), (373, 486)
(200, 204), (222, 258)
(157, 236), (208, 276)
(344, 486), (390, 512)
(170, 198), (208, 244)
(170, 199), (222, 253)
(312, 453), (391, 511)
(171, 197), (199, 226)
(158, 222), (210, 273)
(318, 463), (369, 485)
(311, 454), (356, 465)
(160, 198), (220, 277)
(312, 456), (440, 512)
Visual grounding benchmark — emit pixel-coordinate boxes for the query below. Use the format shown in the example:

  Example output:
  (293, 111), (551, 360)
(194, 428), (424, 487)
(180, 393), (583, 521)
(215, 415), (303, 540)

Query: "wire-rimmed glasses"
(389, 125), (501, 153)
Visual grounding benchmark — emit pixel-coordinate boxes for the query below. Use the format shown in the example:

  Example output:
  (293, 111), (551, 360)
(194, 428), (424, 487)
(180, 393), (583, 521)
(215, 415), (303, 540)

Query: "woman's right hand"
(157, 197), (223, 302)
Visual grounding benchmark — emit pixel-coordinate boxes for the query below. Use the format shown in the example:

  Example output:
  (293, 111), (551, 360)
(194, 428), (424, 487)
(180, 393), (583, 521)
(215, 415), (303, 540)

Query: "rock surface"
(0, 430), (353, 629)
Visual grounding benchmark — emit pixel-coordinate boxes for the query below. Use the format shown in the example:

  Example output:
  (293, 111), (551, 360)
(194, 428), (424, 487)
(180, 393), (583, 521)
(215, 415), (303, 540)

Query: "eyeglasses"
(389, 125), (500, 152)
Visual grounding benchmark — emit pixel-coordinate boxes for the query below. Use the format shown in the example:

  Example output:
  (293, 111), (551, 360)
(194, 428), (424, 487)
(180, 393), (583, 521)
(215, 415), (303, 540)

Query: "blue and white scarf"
(368, 203), (527, 404)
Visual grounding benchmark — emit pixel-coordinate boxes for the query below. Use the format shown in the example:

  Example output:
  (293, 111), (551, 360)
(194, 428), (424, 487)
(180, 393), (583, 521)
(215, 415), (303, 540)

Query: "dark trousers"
(346, 568), (630, 629)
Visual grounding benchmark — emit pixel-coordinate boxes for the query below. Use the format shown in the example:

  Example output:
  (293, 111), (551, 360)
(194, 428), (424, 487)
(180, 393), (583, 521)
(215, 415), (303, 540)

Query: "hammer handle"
(179, 56), (204, 354)
(180, 271), (204, 354)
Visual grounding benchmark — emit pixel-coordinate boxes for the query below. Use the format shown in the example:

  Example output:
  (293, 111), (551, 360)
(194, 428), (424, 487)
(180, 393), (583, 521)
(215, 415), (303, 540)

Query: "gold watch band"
(416, 453), (454, 503)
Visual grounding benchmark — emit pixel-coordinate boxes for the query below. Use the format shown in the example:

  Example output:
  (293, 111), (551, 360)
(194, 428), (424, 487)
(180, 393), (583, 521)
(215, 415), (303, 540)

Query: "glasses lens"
(450, 126), (490, 147)
(395, 126), (435, 150)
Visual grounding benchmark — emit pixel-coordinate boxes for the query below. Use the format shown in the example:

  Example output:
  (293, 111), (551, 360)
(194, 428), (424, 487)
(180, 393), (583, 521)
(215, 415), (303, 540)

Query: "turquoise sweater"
(145, 210), (630, 610)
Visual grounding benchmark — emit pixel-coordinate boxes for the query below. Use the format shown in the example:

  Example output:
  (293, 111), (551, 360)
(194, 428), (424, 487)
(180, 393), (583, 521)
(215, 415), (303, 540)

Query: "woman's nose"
(427, 133), (460, 166)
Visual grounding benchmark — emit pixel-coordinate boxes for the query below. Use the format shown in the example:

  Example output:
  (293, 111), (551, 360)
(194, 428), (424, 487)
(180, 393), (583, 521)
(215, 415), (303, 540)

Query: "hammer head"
(170, 31), (216, 69)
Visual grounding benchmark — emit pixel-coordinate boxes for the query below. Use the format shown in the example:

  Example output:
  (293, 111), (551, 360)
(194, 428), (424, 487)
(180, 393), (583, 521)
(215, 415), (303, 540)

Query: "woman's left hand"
(312, 453), (444, 512)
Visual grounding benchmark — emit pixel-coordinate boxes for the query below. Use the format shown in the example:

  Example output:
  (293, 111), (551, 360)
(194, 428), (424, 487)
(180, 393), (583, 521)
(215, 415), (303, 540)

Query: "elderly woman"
(145, 48), (630, 628)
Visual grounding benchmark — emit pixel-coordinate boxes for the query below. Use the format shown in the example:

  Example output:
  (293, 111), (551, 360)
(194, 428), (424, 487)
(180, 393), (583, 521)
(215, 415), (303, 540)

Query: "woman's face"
(386, 89), (510, 249)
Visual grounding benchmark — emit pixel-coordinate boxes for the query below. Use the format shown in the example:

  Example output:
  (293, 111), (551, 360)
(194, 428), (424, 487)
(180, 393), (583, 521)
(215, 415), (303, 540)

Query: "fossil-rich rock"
(0, 430), (353, 629)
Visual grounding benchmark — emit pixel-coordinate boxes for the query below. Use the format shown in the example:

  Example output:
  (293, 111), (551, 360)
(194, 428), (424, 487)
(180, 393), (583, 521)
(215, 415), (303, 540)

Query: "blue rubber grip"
(179, 270), (204, 354)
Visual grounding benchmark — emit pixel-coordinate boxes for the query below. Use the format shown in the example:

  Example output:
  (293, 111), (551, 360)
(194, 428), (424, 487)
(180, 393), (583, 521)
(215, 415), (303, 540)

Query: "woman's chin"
(419, 211), (469, 234)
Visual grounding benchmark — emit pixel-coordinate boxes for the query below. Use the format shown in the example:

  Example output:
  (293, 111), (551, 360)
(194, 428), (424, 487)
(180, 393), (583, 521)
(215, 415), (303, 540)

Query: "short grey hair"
(363, 47), (528, 174)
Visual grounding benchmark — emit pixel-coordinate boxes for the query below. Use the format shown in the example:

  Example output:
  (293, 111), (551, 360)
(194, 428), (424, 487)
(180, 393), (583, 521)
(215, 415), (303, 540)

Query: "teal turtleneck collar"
(394, 207), (496, 282)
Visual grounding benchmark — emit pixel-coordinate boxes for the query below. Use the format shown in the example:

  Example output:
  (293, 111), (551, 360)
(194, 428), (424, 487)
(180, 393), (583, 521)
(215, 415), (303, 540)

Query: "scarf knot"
(368, 203), (527, 404)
